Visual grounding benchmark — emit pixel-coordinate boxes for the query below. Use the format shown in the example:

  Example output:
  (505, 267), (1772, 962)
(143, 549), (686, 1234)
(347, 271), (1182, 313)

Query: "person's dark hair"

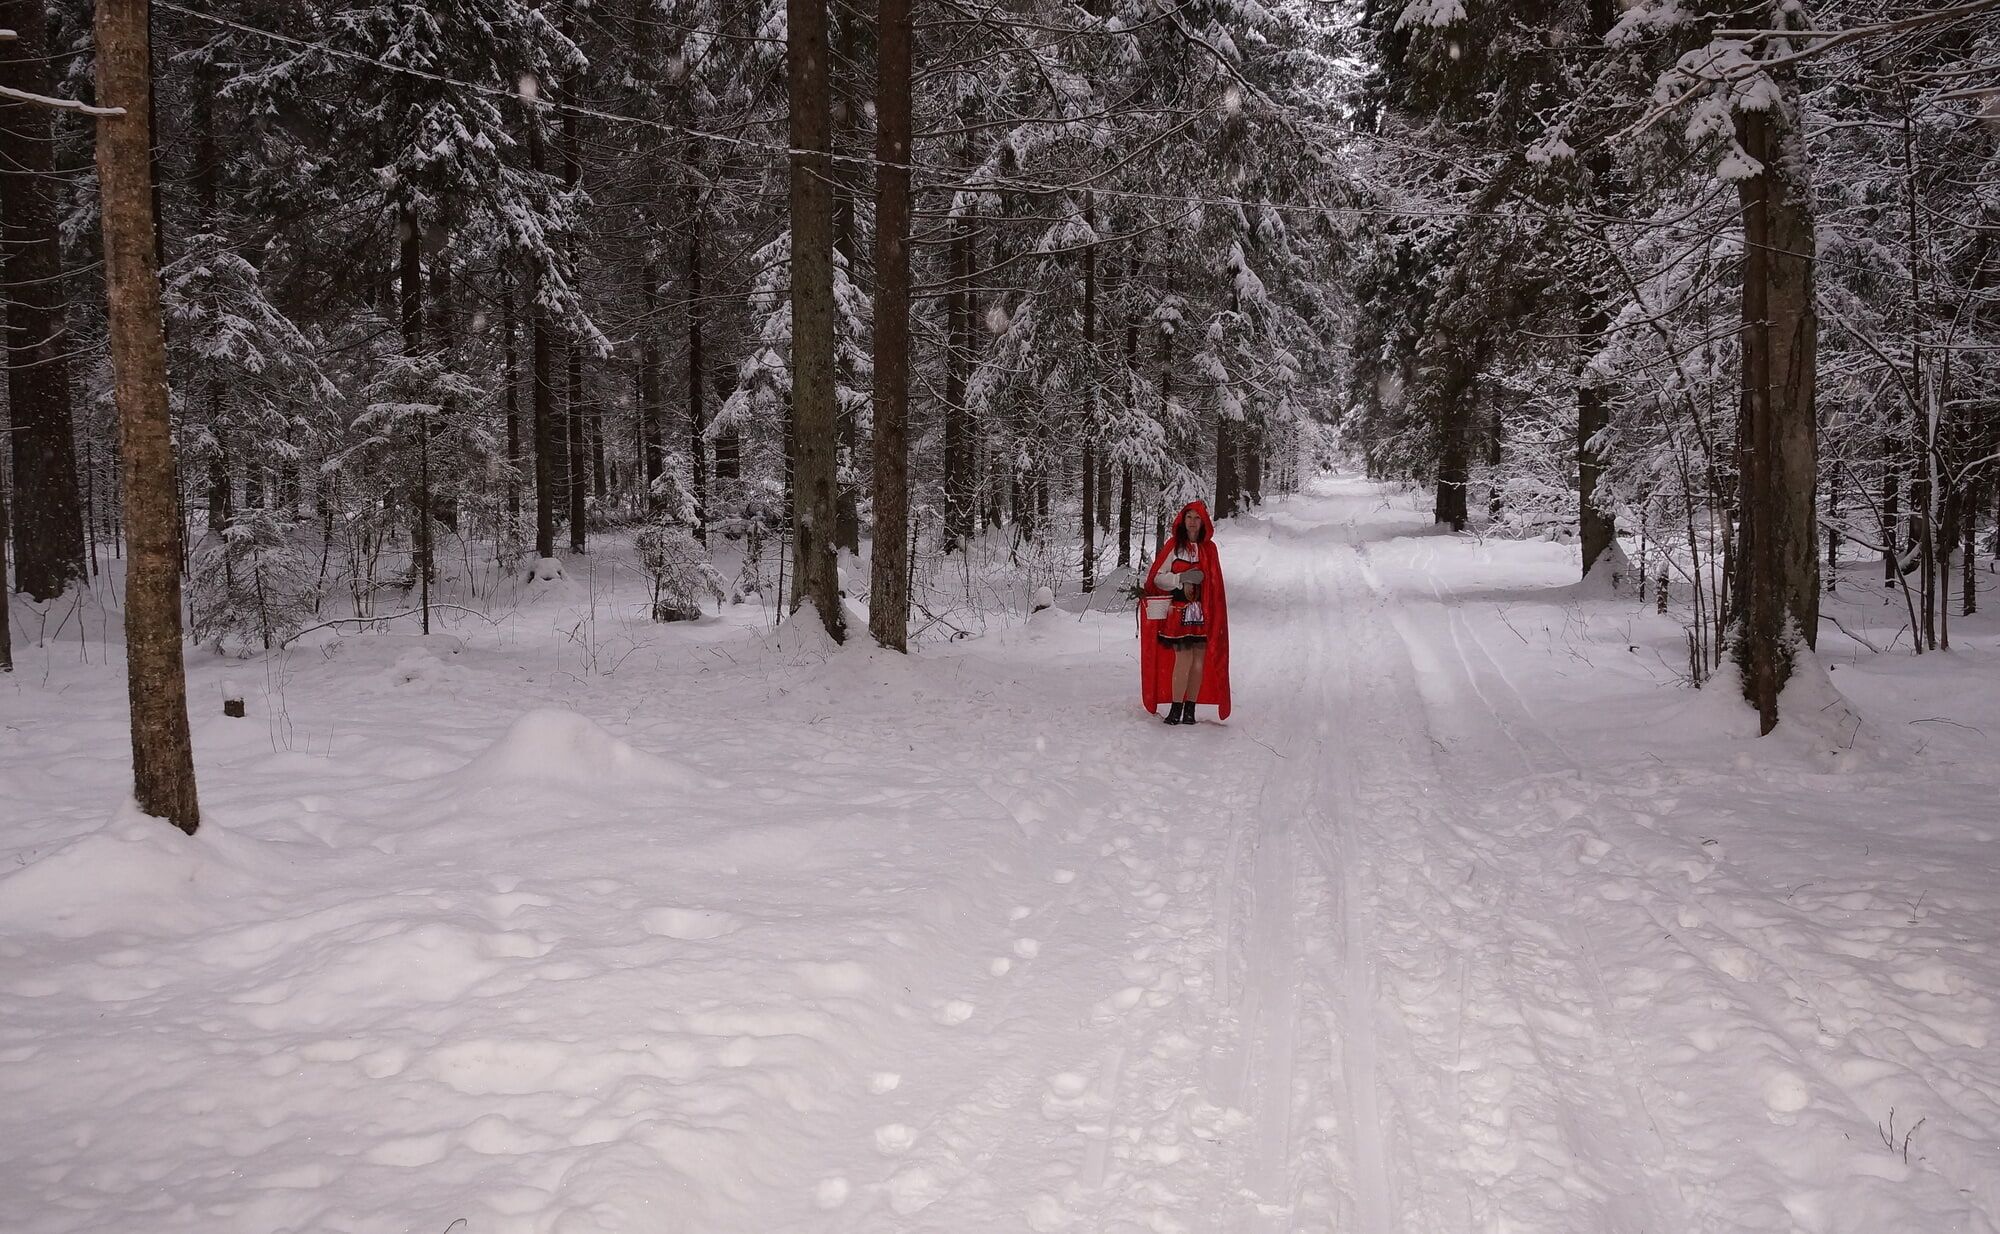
(1172, 507), (1208, 550)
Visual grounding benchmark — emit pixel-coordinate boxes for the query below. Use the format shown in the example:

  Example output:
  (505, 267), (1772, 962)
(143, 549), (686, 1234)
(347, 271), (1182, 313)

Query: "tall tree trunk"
(942, 191), (975, 552)
(591, 386), (608, 501)
(1119, 317), (1136, 569)
(640, 257), (665, 499)
(560, 49), (587, 553)
(398, 210), (432, 632)
(1432, 343), (1478, 531)
(1, 0), (87, 599)
(831, 6), (862, 554)
(1242, 420), (1263, 508)
(686, 208), (709, 540)
(788, 0), (844, 639)
(1579, 0), (1618, 579)
(97, 0), (199, 832)
(1080, 196), (1098, 591)
(1215, 413), (1240, 520)
(567, 345), (586, 549)
(524, 108), (558, 562)
(1732, 94), (1820, 734)
(504, 268), (520, 525)
(867, 0), (912, 651)
(1578, 359), (1615, 577)
(0, 466), (11, 669)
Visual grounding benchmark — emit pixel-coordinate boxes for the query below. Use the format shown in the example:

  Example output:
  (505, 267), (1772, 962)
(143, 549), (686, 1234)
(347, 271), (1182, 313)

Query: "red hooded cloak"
(1139, 500), (1231, 719)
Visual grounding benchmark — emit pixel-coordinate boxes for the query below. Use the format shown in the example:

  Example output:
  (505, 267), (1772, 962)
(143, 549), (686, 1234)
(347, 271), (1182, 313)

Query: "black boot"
(1163, 701), (1185, 725)
(1177, 702), (1198, 724)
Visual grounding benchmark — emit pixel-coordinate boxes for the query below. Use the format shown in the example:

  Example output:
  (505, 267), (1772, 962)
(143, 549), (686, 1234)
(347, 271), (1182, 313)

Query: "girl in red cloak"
(1140, 501), (1231, 724)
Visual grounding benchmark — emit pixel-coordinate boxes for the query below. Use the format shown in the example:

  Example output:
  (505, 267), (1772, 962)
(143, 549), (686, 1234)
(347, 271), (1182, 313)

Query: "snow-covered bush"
(187, 505), (324, 652)
(635, 522), (723, 622)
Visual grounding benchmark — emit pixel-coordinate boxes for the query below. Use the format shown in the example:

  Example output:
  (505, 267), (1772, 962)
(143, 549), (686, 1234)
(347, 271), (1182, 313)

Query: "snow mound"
(530, 556), (565, 582)
(758, 601), (845, 658)
(0, 805), (257, 938)
(451, 708), (708, 791)
(1577, 540), (1634, 594)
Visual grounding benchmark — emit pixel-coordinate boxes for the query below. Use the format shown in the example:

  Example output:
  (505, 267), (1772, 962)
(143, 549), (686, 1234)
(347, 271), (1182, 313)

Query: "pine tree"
(97, 0), (200, 833)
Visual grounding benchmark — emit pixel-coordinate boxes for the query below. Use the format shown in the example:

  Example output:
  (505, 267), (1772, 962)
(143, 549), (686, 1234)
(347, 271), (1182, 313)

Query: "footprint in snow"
(814, 1177), (850, 1210)
(874, 1123), (918, 1154)
(933, 999), (976, 1025)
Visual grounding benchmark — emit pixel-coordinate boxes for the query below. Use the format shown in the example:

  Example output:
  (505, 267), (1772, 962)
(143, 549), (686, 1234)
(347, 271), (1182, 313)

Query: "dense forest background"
(3, 0), (1997, 719)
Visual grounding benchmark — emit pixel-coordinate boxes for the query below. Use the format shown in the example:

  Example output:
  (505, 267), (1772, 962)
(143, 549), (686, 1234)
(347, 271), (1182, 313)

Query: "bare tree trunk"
(942, 190), (975, 552)
(560, 52), (587, 553)
(686, 208), (709, 540)
(521, 103), (558, 562)
(1215, 413), (1240, 520)
(1577, 262), (1615, 577)
(831, 7), (862, 555)
(640, 258), (665, 499)
(1732, 95), (1820, 734)
(867, 0), (911, 651)
(97, 0), (199, 832)
(503, 268), (520, 525)
(1, 0), (87, 600)
(0, 470), (11, 670)
(788, 0), (844, 639)
(397, 209), (433, 632)
(1080, 195), (1098, 591)
(1432, 341), (1480, 531)
(566, 344), (586, 549)
(1119, 317), (1136, 569)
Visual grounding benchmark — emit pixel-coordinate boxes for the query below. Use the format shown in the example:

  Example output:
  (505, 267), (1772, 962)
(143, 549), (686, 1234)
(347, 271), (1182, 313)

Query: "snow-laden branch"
(0, 84), (125, 116)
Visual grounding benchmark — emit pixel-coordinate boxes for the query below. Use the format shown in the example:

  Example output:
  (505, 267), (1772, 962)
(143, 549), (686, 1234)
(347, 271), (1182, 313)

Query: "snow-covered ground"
(3, 476), (1998, 1234)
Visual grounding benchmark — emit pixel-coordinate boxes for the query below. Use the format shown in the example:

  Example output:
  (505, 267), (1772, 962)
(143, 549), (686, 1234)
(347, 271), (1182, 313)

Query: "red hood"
(1173, 500), (1216, 545)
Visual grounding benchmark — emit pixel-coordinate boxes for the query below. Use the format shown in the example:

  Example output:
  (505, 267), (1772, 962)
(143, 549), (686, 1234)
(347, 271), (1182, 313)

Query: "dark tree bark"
(941, 190), (975, 551)
(1731, 97), (1820, 734)
(640, 257), (665, 498)
(788, 0), (844, 638)
(1215, 413), (1240, 520)
(1579, 0), (1618, 580)
(867, 0), (912, 650)
(0, 470), (11, 670)
(503, 269), (520, 524)
(686, 209), (709, 539)
(1, 0), (87, 600)
(521, 101), (558, 561)
(1119, 316), (1136, 569)
(1080, 197), (1098, 591)
(1242, 421), (1263, 508)
(559, 50), (587, 553)
(1578, 354), (1615, 578)
(566, 344), (586, 549)
(97, 0), (199, 832)
(1431, 341), (1480, 531)
(397, 210), (434, 631)
(831, 6), (862, 554)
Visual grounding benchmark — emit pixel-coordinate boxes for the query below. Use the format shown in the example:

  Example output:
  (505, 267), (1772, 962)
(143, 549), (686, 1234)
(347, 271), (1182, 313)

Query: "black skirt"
(1156, 633), (1209, 649)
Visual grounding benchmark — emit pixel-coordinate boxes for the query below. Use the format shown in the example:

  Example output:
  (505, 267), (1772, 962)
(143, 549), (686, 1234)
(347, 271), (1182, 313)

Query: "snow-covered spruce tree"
(1352, 0), (1648, 551)
(1606, 1), (1821, 731)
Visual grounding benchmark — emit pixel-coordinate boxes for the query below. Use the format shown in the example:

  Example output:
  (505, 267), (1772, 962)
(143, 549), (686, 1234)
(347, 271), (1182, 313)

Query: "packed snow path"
(4, 478), (1998, 1234)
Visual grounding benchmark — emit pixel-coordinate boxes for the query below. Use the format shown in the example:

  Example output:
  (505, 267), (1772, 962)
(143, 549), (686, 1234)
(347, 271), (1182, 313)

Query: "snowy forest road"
(5, 476), (1996, 1234)
(1202, 477), (1675, 1234)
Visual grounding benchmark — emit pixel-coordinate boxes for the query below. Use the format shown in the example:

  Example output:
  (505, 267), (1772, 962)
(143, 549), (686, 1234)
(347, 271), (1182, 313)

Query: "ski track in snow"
(4, 476), (2000, 1233)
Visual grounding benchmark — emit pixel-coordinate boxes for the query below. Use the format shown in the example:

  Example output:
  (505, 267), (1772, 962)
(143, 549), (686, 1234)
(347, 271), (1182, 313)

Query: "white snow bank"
(449, 707), (710, 791)
(0, 805), (261, 938)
